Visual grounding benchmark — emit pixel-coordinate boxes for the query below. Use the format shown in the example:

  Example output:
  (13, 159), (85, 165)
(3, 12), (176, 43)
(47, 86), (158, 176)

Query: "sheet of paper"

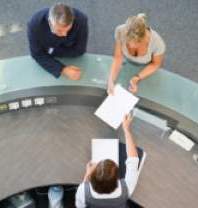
(169, 130), (194, 151)
(92, 139), (119, 165)
(95, 84), (139, 129)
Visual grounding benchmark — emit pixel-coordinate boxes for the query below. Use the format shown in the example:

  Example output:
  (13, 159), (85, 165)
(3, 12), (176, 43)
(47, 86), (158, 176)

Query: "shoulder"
(73, 8), (88, 23)
(151, 29), (165, 44)
(76, 182), (86, 197)
(76, 182), (86, 208)
(72, 8), (88, 34)
(77, 182), (86, 190)
(115, 24), (126, 32)
(28, 8), (49, 32)
(150, 29), (166, 55)
(115, 24), (126, 40)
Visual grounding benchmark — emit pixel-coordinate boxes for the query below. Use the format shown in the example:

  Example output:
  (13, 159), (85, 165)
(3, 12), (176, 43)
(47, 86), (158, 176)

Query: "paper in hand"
(95, 84), (139, 129)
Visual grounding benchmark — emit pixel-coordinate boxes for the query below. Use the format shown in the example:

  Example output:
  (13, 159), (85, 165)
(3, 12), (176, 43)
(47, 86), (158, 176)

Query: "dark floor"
(0, 0), (198, 82)
(0, 105), (197, 208)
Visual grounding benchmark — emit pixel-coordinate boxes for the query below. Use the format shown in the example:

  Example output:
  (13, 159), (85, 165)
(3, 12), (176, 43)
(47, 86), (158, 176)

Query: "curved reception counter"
(0, 53), (197, 207)
(0, 54), (197, 140)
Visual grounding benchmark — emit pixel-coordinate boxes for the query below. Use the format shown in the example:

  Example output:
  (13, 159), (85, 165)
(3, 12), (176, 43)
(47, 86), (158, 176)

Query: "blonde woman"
(108, 13), (166, 94)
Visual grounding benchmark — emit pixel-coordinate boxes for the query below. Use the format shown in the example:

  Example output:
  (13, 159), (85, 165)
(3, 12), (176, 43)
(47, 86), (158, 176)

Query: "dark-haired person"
(27, 3), (88, 80)
(75, 114), (139, 208)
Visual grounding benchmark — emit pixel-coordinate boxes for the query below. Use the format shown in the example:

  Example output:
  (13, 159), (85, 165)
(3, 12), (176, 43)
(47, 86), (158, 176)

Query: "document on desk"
(92, 139), (119, 165)
(95, 84), (139, 129)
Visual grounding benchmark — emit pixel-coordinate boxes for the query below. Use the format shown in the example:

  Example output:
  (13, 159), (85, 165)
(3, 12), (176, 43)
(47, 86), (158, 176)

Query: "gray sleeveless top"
(84, 179), (129, 208)
(115, 24), (166, 64)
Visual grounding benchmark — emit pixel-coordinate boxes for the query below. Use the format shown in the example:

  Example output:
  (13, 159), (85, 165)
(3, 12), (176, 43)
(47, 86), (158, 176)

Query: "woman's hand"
(129, 76), (140, 94)
(86, 161), (96, 173)
(122, 114), (133, 132)
(83, 161), (97, 181)
(107, 80), (115, 95)
(122, 114), (137, 157)
(108, 41), (123, 95)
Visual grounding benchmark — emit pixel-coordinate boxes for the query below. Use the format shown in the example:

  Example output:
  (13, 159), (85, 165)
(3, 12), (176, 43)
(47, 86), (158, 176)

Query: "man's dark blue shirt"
(27, 8), (88, 78)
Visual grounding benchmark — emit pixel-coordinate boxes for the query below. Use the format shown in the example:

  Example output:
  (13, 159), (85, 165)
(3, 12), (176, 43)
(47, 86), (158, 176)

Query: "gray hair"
(49, 3), (74, 26)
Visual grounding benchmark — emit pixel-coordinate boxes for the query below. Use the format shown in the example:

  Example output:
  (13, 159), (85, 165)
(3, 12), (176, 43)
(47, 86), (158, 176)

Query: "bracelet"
(135, 74), (141, 81)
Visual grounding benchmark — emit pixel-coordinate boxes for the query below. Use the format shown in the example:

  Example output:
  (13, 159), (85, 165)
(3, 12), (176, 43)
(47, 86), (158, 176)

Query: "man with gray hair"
(27, 3), (88, 80)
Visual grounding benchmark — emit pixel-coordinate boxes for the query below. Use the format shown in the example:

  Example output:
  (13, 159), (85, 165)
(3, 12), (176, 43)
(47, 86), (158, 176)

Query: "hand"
(62, 65), (81, 80)
(129, 76), (140, 94)
(107, 80), (115, 95)
(84, 161), (97, 181)
(86, 161), (97, 176)
(122, 114), (133, 132)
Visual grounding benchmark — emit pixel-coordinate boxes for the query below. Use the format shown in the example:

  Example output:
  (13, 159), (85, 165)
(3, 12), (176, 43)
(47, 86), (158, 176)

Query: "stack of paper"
(95, 84), (139, 129)
(92, 139), (119, 165)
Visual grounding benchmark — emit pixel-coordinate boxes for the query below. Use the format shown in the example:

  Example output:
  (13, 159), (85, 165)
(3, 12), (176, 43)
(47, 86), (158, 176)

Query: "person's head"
(124, 13), (148, 45)
(48, 3), (74, 37)
(90, 159), (119, 194)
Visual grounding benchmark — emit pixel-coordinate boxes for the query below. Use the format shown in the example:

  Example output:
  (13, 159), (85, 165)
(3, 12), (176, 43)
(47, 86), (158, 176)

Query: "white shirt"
(75, 157), (139, 208)
(115, 24), (166, 64)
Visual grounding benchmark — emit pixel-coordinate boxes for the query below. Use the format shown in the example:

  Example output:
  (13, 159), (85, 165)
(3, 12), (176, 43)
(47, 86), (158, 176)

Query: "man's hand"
(122, 114), (133, 132)
(129, 76), (140, 94)
(62, 65), (81, 80)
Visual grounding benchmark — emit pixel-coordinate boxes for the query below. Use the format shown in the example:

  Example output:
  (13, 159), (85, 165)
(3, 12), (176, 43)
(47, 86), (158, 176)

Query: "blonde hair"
(125, 13), (148, 42)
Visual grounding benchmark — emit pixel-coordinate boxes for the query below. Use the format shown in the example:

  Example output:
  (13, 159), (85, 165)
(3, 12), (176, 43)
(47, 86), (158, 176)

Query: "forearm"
(124, 129), (138, 158)
(108, 57), (123, 83)
(83, 172), (89, 182)
(83, 163), (96, 182)
(31, 52), (64, 78)
(138, 62), (161, 80)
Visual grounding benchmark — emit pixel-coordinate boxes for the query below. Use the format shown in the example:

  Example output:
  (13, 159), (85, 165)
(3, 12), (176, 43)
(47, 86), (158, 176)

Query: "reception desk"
(0, 53), (197, 141)
(0, 53), (197, 206)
